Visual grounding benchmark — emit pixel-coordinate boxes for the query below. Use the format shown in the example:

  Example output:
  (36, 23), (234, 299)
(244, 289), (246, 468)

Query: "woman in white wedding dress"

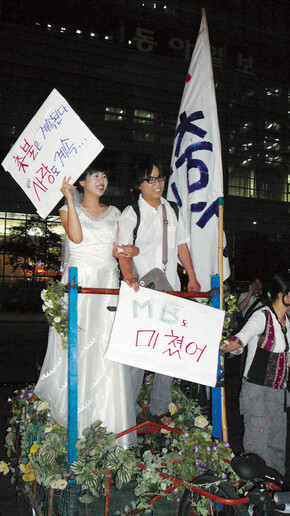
(34, 167), (137, 447)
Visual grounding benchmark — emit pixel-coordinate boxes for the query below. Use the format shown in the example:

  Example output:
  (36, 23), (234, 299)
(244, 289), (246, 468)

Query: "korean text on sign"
(1, 89), (104, 219)
(106, 282), (225, 388)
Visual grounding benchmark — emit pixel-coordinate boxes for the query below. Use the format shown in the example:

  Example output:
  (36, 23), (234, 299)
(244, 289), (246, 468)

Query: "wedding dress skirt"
(35, 204), (136, 447)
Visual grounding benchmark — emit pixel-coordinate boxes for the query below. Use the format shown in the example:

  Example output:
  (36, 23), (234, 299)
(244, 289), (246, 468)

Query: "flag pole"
(218, 197), (228, 442)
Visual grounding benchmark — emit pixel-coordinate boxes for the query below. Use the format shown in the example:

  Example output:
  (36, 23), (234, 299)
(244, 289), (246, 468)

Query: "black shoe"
(136, 407), (157, 424)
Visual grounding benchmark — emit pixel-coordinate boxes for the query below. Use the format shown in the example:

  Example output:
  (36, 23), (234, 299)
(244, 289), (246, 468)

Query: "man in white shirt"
(237, 277), (264, 319)
(118, 158), (200, 422)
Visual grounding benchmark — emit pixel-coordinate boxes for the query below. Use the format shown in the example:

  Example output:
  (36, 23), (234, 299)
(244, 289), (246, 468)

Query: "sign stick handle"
(68, 267), (78, 465)
(218, 197), (228, 442)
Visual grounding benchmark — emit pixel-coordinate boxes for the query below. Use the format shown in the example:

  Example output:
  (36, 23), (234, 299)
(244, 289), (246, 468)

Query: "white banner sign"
(106, 282), (225, 387)
(1, 89), (104, 218)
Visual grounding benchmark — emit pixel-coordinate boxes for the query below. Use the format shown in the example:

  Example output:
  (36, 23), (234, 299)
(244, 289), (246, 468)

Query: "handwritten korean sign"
(1, 89), (104, 218)
(106, 282), (225, 387)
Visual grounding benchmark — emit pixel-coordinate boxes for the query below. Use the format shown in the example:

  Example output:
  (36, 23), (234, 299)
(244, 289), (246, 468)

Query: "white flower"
(44, 299), (53, 308)
(194, 415), (209, 428)
(168, 402), (178, 415)
(40, 290), (47, 301)
(42, 304), (48, 312)
(54, 316), (61, 323)
(50, 478), (68, 490)
(35, 401), (50, 412)
(44, 422), (53, 434)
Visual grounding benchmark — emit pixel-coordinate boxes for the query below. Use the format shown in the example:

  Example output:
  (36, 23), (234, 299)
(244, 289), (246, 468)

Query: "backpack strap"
(168, 200), (179, 220)
(131, 200), (179, 245)
(131, 202), (140, 246)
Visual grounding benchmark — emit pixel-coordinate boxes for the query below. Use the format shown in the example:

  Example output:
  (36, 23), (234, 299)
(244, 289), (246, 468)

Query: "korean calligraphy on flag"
(167, 13), (230, 291)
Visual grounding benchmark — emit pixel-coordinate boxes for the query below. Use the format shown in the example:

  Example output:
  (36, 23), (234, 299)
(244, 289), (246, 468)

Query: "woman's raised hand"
(60, 176), (76, 202)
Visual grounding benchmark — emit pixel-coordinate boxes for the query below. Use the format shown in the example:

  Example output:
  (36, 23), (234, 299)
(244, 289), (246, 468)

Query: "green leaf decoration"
(2, 344), (238, 516)
(41, 280), (68, 348)
(91, 420), (103, 430)
(116, 467), (132, 487)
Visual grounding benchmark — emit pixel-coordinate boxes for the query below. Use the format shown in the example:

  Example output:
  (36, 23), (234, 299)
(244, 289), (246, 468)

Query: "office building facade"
(0, 0), (289, 283)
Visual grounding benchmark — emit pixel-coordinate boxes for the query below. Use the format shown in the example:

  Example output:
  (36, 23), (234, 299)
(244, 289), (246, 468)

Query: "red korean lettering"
(135, 330), (159, 349)
(185, 342), (207, 362)
(13, 155), (29, 174)
(33, 177), (48, 201)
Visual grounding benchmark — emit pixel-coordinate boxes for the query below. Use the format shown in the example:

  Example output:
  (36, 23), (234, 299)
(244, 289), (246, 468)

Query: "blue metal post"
(211, 274), (222, 439)
(68, 267), (78, 464)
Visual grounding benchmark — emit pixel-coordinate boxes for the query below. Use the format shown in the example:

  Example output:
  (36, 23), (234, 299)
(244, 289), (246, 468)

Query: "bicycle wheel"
(178, 474), (248, 516)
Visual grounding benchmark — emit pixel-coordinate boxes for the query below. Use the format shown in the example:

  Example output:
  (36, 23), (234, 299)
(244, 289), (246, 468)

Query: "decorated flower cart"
(0, 269), (248, 515)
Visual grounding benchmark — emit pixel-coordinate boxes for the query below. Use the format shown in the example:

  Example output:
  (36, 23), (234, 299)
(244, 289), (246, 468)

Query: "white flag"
(167, 13), (230, 292)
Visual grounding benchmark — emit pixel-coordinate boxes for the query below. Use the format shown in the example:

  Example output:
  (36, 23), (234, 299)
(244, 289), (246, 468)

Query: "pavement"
(0, 311), (289, 515)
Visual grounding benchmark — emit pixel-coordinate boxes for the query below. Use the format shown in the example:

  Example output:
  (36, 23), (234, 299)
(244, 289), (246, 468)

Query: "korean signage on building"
(106, 21), (255, 74)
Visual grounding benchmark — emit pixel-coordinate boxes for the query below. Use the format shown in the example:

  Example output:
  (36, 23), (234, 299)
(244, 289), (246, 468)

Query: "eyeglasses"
(143, 175), (166, 185)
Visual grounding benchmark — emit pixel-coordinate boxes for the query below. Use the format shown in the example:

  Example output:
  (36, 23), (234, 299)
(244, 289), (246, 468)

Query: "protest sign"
(1, 89), (104, 218)
(106, 282), (225, 387)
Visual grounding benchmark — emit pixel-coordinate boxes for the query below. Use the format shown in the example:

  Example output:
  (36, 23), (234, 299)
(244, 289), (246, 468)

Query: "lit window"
(264, 154), (282, 164)
(134, 109), (155, 124)
(265, 121), (281, 131)
(105, 107), (125, 122)
(264, 87), (282, 97)
(228, 167), (256, 198)
(263, 137), (280, 151)
(241, 158), (252, 167)
(239, 122), (253, 134)
(242, 142), (253, 150)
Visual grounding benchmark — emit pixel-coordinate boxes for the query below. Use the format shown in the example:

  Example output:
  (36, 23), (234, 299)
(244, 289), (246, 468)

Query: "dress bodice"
(61, 204), (120, 270)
